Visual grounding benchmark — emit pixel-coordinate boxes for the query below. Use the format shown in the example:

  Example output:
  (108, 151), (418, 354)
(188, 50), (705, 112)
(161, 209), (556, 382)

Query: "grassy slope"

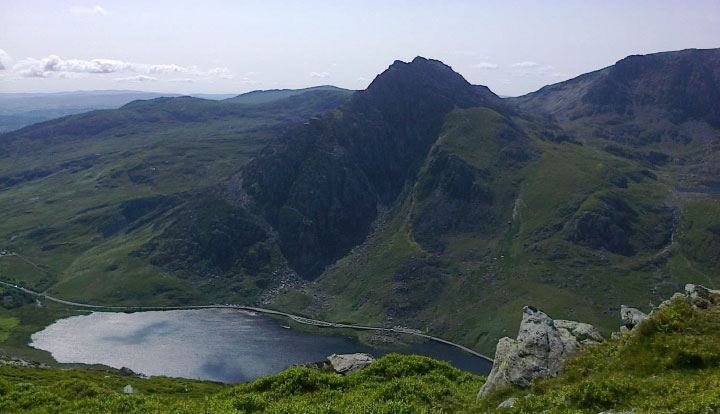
(0, 354), (484, 413)
(226, 86), (353, 104)
(0, 92), (350, 307)
(1, 295), (718, 413)
(479, 294), (720, 413)
(311, 107), (720, 355)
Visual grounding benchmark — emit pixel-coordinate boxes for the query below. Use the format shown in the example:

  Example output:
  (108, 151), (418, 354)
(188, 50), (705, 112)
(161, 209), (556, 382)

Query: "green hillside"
(226, 86), (354, 104)
(0, 293), (718, 413)
(1, 50), (719, 361)
(0, 89), (352, 307)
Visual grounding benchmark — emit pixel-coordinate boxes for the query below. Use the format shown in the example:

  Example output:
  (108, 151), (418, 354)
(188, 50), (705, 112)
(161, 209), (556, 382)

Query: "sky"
(0, 0), (719, 97)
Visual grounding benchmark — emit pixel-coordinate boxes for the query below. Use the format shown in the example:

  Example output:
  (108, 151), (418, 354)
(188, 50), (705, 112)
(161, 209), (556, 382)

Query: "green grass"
(1, 296), (719, 413)
(478, 295), (720, 413)
(0, 317), (19, 342)
(302, 105), (720, 357)
(0, 303), (79, 364)
(0, 354), (484, 413)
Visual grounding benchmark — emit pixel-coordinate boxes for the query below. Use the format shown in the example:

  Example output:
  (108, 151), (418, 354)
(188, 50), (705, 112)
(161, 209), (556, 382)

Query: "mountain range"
(1, 48), (718, 356)
(0, 86), (350, 133)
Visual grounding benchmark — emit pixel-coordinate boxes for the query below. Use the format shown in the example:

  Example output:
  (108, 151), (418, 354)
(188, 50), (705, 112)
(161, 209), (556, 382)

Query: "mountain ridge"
(0, 49), (718, 359)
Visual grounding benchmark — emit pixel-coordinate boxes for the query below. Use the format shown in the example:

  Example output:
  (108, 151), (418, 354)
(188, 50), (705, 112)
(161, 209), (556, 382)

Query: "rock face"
(241, 57), (507, 278)
(477, 306), (600, 397)
(327, 353), (375, 375)
(620, 305), (649, 329)
(554, 320), (604, 342)
(497, 397), (518, 409)
(685, 284), (720, 309)
(617, 284), (719, 339)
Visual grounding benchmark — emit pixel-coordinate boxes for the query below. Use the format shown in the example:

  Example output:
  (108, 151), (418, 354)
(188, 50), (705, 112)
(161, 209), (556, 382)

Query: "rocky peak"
(357, 56), (500, 114)
(241, 57), (508, 278)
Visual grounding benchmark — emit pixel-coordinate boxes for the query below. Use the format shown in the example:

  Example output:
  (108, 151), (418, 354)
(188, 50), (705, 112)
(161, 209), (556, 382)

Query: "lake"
(30, 308), (491, 383)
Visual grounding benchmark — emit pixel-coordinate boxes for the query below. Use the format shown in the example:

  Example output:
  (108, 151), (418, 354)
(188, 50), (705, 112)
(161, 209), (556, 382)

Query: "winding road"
(0, 280), (493, 363)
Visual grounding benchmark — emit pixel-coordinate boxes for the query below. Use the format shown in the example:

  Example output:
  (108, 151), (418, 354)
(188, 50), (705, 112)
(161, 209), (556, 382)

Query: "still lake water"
(30, 308), (491, 383)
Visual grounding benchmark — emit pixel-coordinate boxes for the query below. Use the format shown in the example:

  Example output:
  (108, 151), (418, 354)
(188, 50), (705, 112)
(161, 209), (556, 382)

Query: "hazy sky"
(1, 1), (718, 96)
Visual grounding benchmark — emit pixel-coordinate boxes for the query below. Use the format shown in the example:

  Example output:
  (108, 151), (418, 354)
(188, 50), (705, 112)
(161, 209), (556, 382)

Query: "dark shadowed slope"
(239, 57), (508, 278)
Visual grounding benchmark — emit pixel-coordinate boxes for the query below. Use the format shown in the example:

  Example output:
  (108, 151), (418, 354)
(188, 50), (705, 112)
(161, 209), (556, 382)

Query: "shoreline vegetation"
(0, 279), (493, 364)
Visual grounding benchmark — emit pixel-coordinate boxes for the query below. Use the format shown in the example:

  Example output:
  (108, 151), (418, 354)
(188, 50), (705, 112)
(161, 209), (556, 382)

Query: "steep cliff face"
(241, 57), (507, 278)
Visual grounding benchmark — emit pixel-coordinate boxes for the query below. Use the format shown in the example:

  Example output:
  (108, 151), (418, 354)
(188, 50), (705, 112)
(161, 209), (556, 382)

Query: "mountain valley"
(1, 48), (719, 361)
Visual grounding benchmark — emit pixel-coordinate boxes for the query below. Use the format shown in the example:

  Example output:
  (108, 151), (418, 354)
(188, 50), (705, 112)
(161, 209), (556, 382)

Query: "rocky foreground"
(477, 283), (720, 412)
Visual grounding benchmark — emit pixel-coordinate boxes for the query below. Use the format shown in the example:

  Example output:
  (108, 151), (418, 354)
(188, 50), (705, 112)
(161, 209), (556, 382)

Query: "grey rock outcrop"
(658, 292), (686, 310)
(477, 306), (600, 397)
(123, 384), (135, 394)
(685, 284), (720, 309)
(327, 353), (375, 375)
(620, 305), (648, 329)
(554, 320), (603, 342)
(497, 397), (518, 409)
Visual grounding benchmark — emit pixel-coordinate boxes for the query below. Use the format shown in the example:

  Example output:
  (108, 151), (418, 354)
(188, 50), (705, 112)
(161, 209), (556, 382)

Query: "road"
(0, 280), (493, 363)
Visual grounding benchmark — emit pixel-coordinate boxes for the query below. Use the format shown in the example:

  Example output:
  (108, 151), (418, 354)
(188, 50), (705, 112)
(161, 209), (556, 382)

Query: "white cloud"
(206, 67), (234, 79)
(168, 78), (196, 83)
(0, 49), (11, 70)
(511, 61), (539, 68)
(70, 5), (108, 15)
(309, 71), (330, 78)
(113, 75), (157, 82)
(473, 62), (499, 70)
(147, 64), (187, 74)
(14, 55), (135, 77)
(11, 54), (235, 82)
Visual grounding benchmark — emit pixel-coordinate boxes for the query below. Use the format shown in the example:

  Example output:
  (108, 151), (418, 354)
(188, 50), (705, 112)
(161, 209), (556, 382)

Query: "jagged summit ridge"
(241, 57), (507, 278)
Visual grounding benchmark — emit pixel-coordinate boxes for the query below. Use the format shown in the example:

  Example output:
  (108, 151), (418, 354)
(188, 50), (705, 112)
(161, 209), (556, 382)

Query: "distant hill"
(0, 90), (224, 133)
(512, 48), (720, 128)
(0, 50), (718, 358)
(226, 86), (354, 104)
(0, 90), (257, 133)
(511, 47), (720, 191)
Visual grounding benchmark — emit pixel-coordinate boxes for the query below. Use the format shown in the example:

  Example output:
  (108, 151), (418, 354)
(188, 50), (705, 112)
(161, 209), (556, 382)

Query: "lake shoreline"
(30, 308), (493, 383)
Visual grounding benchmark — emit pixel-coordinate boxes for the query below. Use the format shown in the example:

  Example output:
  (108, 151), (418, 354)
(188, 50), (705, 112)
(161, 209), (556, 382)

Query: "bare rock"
(620, 305), (648, 329)
(555, 320), (604, 342)
(658, 292), (686, 309)
(123, 384), (135, 394)
(685, 284), (719, 309)
(477, 306), (588, 397)
(497, 397), (518, 409)
(327, 353), (375, 375)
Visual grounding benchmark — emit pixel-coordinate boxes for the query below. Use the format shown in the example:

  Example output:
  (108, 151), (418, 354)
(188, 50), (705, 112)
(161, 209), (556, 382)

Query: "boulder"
(497, 397), (518, 409)
(327, 353), (375, 375)
(123, 384), (135, 394)
(477, 306), (594, 397)
(658, 292), (685, 310)
(657, 284), (719, 310)
(620, 305), (648, 329)
(554, 320), (604, 342)
(685, 284), (719, 309)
